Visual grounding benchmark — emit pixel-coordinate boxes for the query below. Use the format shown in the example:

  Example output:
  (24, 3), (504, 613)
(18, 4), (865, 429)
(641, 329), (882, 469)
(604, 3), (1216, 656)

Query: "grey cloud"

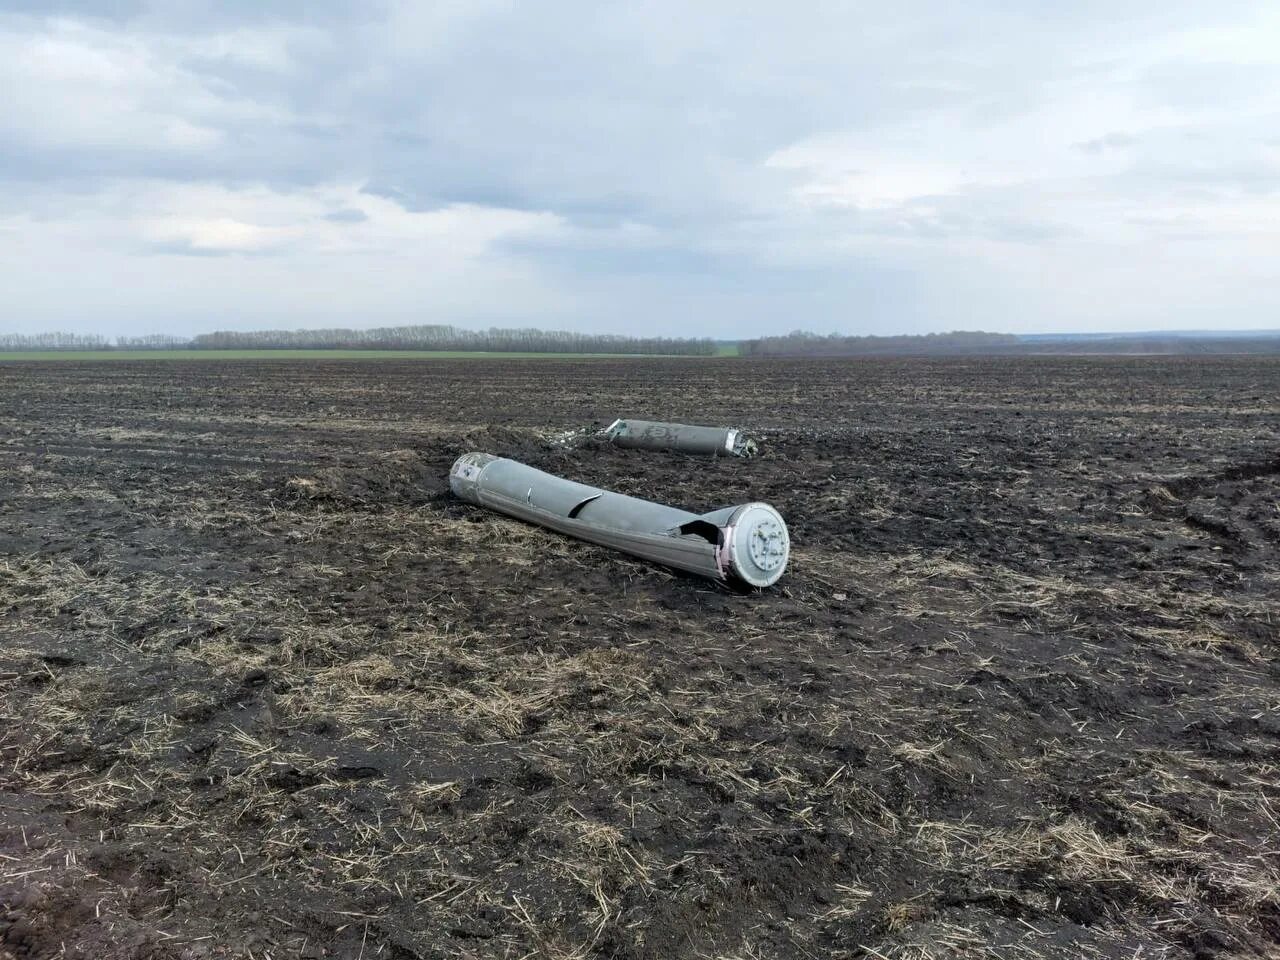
(0, 0), (145, 18)
(1, 0), (1278, 337)
(1076, 132), (1137, 153)
(139, 239), (238, 257)
(322, 207), (367, 223)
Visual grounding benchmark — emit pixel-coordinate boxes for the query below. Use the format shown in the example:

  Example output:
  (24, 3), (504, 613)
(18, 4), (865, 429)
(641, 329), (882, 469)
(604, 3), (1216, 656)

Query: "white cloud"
(140, 215), (298, 253)
(1151, 8), (1280, 66)
(0, 178), (577, 334)
(6, 179), (566, 257)
(1, 2), (1279, 337)
(0, 185), (574, 333)
(761, 24), (1280, 308)
(0, 16), (299, 152)
(765, 87), (1163, 216)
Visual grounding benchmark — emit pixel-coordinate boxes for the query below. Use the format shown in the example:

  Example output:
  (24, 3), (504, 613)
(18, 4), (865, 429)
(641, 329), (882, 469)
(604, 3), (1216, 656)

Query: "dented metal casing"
(450, 452), (788, 587)
(604, 419), (757, 458)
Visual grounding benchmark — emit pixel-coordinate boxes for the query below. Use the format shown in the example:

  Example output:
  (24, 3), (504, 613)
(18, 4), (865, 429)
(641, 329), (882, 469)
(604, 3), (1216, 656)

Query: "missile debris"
(450, 452), (789, 587)
(604, 419), (758, 457)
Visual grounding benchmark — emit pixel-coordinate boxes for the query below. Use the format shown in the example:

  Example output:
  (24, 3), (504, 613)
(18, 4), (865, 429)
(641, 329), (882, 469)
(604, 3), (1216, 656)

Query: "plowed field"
(2, 357), (1278, 959)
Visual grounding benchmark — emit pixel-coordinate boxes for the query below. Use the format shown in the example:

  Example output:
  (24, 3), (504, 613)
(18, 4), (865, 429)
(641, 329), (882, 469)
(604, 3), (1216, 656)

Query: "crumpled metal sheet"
(450, 452), (788, 587)
(603, 419), (758, 457)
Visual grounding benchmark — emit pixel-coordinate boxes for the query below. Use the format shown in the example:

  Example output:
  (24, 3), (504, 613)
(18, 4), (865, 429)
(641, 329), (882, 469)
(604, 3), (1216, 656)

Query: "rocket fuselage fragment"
(604, 419), (757, 457)
(450, 452), (789, 587)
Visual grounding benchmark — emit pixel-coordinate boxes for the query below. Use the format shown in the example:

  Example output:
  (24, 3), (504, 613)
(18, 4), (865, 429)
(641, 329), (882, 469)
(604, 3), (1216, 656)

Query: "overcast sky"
(2, 2), (1278, 339)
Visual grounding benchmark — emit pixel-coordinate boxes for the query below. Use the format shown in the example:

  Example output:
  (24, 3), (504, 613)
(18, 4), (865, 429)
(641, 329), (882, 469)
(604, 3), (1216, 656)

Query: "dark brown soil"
(1, 356), (1278, 959)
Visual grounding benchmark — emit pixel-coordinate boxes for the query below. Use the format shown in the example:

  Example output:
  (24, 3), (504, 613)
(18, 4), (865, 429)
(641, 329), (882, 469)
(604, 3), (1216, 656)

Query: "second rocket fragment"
(604, 419), (758, 458)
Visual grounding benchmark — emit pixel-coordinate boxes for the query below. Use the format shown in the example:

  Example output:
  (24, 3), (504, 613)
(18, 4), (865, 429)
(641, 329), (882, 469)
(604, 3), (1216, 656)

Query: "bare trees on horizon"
(0, 325), (717, 355)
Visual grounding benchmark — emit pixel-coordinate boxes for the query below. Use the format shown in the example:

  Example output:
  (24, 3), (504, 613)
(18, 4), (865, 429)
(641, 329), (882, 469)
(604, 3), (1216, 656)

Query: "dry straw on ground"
(2, 357), (1278, 959)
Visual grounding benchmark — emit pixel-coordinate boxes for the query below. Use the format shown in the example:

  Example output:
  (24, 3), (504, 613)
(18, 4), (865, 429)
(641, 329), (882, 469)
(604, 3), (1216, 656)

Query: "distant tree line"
(740, 330), (1021, 357)
(116, 335), (192, 350)
(0, 325), (716, 355)
(1012, 336), (1280, 356)
(9, 326), (1277, 357)
(189, 324), (716, 355)
(0, 332), (113, 351)
(0, 332), (194, 351)
(739, 329), (1280, 357)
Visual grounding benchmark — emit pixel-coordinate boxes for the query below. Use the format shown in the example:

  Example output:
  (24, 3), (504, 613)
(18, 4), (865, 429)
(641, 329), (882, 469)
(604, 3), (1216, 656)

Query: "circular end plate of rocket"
(725, 503), (790, 587)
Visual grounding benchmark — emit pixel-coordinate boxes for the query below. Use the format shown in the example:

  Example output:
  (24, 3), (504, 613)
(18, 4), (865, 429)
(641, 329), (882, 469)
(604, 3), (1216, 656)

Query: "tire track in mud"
(1147, 454), (1280, 563)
